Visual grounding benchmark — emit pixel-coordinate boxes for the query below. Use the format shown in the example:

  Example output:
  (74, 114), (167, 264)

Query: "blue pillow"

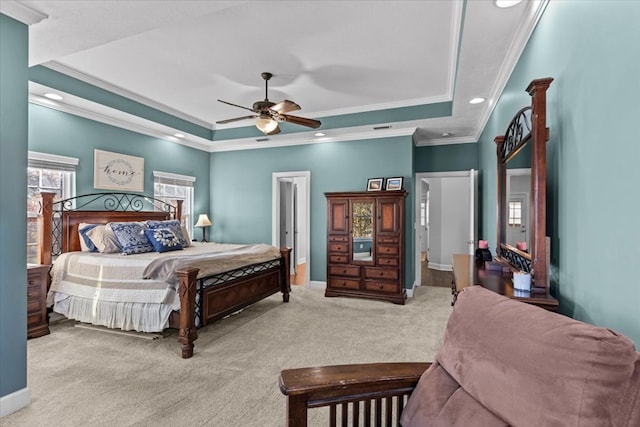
(79, 224), (99, 252)
(110, 222), (154, 255)
(144, 228), (183, 253)
(146, 220), (188, 247)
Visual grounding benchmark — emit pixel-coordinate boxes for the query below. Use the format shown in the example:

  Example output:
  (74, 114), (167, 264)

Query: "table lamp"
(194, 214), (212, 242)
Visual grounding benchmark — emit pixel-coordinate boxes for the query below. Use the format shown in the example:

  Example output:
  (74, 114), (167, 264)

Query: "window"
(27, 151), (78, 263)
(153, 171), (195, 237)
(508, 200), (522, 227)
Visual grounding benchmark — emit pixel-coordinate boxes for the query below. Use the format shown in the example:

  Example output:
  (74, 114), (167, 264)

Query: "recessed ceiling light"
(174, 133), (185, 138)
(44, 93), (63, 101)
(469, 97), (486, 104)
(314, 132), (325, 137)
(496, 0), (523, 8)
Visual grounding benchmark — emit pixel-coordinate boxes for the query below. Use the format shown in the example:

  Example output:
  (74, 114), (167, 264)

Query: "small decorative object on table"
(385, 177), (403, 191)
(366, 178), (383, 191)
(513, 271), (532, 290)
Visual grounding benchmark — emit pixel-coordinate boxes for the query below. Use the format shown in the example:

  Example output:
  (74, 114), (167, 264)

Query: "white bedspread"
(47, 242), (281, 332)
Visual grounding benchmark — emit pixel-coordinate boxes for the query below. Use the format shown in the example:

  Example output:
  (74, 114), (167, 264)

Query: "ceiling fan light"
(256, 116), (278, 134)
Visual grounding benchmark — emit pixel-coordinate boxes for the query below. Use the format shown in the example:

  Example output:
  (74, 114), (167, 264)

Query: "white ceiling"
(3, 0), (547, 151)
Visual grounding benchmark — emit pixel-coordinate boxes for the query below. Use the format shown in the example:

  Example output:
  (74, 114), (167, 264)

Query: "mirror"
(506, 170), (531, 250)
(352, 201), (373, 262)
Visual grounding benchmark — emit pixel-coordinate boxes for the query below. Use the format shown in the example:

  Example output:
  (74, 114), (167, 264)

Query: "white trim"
(308, 281), (326, 290)
(0, 1), (47, 25)
(211, 125), (417, 153)
(43, 62), (212, 129)
(472, 0), (550, 142)
(447, 0), (465, 100)
(0, 387), (31, 418)
(152, 170), (196, 183)
(406, 285), (416, 298)
(426, 263), (453, 272)
(29, 93), (212, 152)
(272, 171), (311, 287)
(297, 257), (307, 265)
(28, 151), (79, 166)
(415, 136), (477, 146)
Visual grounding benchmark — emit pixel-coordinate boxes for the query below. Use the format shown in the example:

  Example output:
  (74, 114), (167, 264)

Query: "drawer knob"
(28, 280), (34, 285)
(27, 292), (32, 298)
(379, 272), (384, 276)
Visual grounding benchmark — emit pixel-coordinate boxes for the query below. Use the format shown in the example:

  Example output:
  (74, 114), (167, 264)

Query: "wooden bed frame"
(38, 192), (291, 359)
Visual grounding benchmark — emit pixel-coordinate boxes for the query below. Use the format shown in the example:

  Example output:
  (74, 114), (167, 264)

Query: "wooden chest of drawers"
(325, 191), (406, 304)
(27, 264), (51, 338)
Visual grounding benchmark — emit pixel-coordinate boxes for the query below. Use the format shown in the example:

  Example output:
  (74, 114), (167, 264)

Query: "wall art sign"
(94, 149), (144, 192)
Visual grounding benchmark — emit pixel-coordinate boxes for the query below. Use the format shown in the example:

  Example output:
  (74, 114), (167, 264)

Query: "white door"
(468, 169), (478, 255)
(506, 193), (528, 247)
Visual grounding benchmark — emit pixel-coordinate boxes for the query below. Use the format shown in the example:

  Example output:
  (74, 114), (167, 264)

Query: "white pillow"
(85, 224), (121, 253)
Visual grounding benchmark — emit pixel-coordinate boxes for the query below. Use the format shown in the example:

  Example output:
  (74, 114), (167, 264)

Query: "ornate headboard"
(495, 77), (553, 290)
(38, 192), (182, 265)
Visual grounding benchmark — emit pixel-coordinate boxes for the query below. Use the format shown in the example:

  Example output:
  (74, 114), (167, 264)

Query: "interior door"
(468, 169), (478, 255)
(279, 180), (294, 268)
(506, 193), (528, 247)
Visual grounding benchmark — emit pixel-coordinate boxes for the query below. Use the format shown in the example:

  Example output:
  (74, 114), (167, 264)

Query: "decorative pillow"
(85, 224), (121, 253)
(110, 222), (154, 255)
(78, 223), (99, 252)
(146, 220), (188, 247)
(144, 228), (183, 253)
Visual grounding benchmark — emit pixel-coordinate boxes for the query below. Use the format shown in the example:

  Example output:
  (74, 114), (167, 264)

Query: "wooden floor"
(421, 261), (453, 287)
(291, 263), (306, 286)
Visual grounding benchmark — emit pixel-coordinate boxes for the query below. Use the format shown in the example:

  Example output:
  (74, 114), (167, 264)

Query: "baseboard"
(0, 387), (31, 418)
(426, 263), (453, 271)
(308, 280), (326, 290)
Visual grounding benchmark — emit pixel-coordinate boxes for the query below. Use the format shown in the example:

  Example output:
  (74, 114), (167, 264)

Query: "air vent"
(256, 138), (269, 142)
(373, 125), (392, 130)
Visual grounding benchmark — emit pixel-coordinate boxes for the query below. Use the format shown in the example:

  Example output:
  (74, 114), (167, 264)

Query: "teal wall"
(414, 142), (477, 173)
(478, 1), (640, 345)
(28, 104), (211, 221)
(0, 14), (28, 398)
(210, 137), (415, 288)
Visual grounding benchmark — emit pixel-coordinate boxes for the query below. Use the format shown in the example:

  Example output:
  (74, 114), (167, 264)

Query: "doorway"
(272, 171), (311, 287)
(414, 170), (477, 289)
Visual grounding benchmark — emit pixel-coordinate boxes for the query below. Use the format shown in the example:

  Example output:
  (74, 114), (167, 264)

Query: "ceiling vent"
(256, 137), (270, 142)
(373, 125), (392, 130)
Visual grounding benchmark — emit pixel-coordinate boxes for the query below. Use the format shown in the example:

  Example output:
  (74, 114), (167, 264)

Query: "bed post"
(174, 199), (183, 222)
(38, 192), (56, 266)
(280, 247), (292, 302)
(176, 266), (198, 359)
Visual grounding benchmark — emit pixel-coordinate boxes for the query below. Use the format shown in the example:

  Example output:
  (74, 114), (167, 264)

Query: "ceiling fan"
(216, 72), (321, 135)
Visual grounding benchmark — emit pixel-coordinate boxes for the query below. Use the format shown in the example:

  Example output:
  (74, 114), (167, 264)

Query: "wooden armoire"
(325, 190), (407, 304)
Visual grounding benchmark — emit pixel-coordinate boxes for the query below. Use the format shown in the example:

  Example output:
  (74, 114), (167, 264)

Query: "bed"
(38, 192), (291, 358)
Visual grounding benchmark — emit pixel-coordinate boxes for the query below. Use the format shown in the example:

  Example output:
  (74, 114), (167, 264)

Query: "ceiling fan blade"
(217, 99), (256, 113)
(281, 114), (322, 129)
(266, 124), (281, 135)
(216, 115), (257, 124)
(270, 99), (301, 114)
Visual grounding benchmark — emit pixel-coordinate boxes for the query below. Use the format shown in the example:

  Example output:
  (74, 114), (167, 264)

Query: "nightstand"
(27, 263), (51, 338)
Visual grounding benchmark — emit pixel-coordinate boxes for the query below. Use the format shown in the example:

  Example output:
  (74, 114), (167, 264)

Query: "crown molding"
(447, 0), (465, 100)
(0, 1), (47, 25)
(209, 125), (417, 153)
(415, 135), (476, 147)
(473, 0), (549, 141)
(42, 61), (213, 129)
(28, 93), (212, 152)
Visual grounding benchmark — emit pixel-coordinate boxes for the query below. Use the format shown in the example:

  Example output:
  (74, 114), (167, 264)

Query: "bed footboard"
(176, 247), (291, 359)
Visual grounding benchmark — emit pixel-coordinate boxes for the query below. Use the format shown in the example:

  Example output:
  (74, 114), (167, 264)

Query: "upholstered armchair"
(279, 286), (640, 426)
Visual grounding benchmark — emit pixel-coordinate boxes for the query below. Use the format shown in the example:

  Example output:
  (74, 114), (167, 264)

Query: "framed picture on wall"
(94, 149), (144, 192)
(366, 178), (383, 191)
(385, 177), (403, 191)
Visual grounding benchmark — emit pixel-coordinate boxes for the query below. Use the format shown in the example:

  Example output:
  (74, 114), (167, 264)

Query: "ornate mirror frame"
(495, 77), (553, 290)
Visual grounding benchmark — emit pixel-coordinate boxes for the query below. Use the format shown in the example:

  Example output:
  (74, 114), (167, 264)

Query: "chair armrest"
(279, 362), (430, 426)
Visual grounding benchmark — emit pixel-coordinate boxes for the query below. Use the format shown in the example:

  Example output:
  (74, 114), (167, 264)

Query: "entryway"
(272, 171), (311, 287)
(414, 170), (477, 289)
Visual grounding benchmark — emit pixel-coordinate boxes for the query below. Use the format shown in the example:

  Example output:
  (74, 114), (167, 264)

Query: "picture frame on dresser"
(385, 177), (403, 191)
(366, 178), (383, 191)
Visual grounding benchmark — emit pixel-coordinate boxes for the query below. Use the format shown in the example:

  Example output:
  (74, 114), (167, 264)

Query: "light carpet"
(4, 285), (452, 427)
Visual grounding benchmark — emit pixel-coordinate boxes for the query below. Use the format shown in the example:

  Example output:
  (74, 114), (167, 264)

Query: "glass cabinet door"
(352, 201), (374, 262)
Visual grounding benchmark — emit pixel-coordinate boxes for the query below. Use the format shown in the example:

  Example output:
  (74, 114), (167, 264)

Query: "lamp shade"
(194, 214), (212, 228)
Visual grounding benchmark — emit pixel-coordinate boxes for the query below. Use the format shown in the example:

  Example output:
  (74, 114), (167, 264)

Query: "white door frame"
(414, 170), (476, 290)
(272, 171), (311, 286)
